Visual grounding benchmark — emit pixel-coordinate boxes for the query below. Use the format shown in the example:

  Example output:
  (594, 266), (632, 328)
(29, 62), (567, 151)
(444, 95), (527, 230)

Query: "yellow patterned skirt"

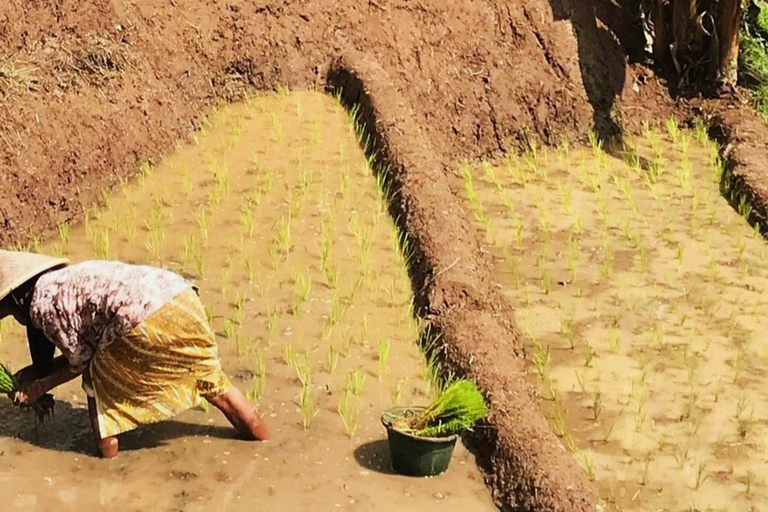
(85, 288), (232, 438)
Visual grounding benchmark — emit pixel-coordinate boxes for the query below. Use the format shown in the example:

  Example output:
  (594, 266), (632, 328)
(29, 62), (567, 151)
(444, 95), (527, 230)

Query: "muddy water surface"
(0, 92), (495, 512)
(462, 127), (768, 512)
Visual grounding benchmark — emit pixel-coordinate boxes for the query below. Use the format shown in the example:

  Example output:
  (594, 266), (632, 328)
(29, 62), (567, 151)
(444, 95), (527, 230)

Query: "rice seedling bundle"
(0, 362), (19, 393)
(399, 379), (487, 438)
(0, 362), (54, 422)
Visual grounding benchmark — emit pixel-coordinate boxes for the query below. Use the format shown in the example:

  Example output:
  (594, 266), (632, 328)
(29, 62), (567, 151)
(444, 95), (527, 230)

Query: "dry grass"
(0, 55), (37, 98)
(55, 32), (127, 87)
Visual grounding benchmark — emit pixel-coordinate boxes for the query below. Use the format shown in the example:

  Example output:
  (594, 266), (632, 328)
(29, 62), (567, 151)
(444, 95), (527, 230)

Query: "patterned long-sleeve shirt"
(29, 260), (194, 372)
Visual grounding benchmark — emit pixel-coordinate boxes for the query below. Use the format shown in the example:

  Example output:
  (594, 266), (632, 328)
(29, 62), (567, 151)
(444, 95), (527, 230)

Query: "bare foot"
(205, 387), (270, 441)
(87, 395), (119, 458)
(97, 437), (119, 459)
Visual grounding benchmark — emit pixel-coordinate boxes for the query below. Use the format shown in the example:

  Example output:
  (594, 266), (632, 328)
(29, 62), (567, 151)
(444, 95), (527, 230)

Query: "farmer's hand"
(13, 380), (45, 407)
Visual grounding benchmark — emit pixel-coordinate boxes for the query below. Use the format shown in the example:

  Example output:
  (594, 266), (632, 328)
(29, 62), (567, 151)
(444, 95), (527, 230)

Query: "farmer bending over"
(0, 250), (270, 458)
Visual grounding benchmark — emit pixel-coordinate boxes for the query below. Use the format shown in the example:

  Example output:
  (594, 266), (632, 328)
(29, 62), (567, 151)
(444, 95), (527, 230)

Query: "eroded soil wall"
(0, 0), (671, 245)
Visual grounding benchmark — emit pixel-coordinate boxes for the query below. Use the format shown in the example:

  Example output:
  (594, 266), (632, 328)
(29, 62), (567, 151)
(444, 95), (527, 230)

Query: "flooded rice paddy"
(0, 91), (495, 512)
(461, 125), (768, 512)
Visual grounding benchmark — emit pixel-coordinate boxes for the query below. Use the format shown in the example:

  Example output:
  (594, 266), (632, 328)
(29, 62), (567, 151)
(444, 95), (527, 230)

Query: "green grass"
(741, 4), (768, 118)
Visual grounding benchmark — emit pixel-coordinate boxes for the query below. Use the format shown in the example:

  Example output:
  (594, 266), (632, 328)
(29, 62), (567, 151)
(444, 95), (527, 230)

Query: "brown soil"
(4, 1), (768, 511)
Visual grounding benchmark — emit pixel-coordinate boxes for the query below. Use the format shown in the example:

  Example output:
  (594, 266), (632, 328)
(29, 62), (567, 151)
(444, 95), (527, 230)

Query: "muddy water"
(0, 92), (495, 511)
(463, 127), (768, 512)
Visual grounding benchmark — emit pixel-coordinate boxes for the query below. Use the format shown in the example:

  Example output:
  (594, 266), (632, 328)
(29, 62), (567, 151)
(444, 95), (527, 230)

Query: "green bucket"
(381, 406), (458, 477)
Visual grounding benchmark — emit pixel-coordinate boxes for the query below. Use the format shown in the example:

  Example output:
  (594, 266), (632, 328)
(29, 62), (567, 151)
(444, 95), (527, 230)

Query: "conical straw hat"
(0, 250), (69, 302)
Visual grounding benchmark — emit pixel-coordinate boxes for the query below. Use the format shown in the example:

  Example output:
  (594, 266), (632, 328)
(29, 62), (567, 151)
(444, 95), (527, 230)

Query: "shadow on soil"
(0, 399), (238, 457)
(353, 439), (396, 475)
(550, 0), (645, 143)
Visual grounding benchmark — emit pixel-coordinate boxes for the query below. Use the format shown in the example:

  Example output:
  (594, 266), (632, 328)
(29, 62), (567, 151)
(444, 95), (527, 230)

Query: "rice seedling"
(181, 233), (196, 270)
(692, 117), (709, 145)
(348, 214), (372, 261)
(234, 333), (249, 356)
(346, 369), (366, 396)
(540, 264), (554, 295)
(194, 252), (205, 279)
(291, 270), (312, 315)
(267, 244), (282, 270)
(283, 343), (296, 369)
(295, 166), (312, 192)
(608, 328), (621, 353)
(327, 295), (349, 329)
(693, 461), (709, 490)
(337, 389), (359, 437)
(240, 206), (255, 238)
(270, 112), (283, 141)
(738, 193), (753, 221)
(587, 128), (603, 157)
(324, 262), (340, 289)
(196, 207), (209, 241)
(266, 308), (279, 342)
(665, 117), (680, 142)
(220, 271), (231, 300)
(23, 233), (43, 254)
(299, 384), (318, 430)
(378, 339), (391, 379)
(144, 213), (166, 259)
(310, 119), (321, 147)
(253, 347), (266, 380)
(244, 256), (256, 284)
(233, 290), (246, 324)
(531, 340), (551, 380)
(743, 470), (756, 495)
(247, 184), (264, 207)
(275, 214), (292, 256)
(584, 344), (596, 368)
(207, 183), (224, 208)
(246, 371), (266, 403)
(294, 354), (313, 388)
(637, 244), (649, 272)
(461, 162), (490, 227)
(138, 161), (153, 184)
(592, 391), (602, 421)
(324, 345), (340, 374)
(92, 228), (111, 260)
(57, 222), (71, 245)
(222, 318), (236, 342)
(319, 222), (333, 271)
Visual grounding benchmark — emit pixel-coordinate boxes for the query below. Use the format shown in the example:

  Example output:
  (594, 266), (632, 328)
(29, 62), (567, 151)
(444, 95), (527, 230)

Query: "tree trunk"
(652, 0), (671, 62)
(651, 0), (743, 87)
(715, 0), (742, 84)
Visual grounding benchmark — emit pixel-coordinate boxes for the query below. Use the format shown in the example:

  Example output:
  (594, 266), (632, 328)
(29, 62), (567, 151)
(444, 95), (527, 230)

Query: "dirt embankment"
(5, 0), (768, 510)
(0, 0), (673, 246)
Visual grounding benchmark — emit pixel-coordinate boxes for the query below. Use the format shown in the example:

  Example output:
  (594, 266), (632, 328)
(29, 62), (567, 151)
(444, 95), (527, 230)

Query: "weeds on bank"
(0, 55), (37, 97)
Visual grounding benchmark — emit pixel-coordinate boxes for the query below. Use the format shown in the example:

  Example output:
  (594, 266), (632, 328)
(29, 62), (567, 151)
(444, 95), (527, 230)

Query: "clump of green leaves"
(394, 379), (488, 438)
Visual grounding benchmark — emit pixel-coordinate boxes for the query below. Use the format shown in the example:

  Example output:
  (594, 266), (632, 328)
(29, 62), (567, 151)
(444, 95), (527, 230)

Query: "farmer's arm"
(15, 356), (83, 406)
(35, 356), (83, 392)
(14, 324), (56, 384)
